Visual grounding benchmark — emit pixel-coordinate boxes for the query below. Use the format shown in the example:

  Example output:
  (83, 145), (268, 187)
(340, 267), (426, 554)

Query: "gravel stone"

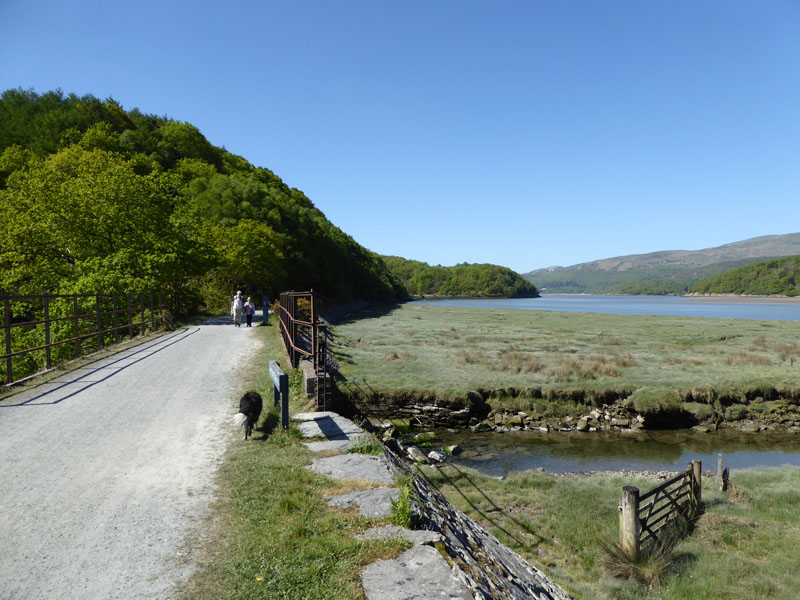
(0, 314), (260, 600)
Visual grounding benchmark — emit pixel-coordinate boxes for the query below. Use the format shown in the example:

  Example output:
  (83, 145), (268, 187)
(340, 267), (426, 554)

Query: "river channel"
(433, 428), (800, 476)
(414, 294), (800, 474)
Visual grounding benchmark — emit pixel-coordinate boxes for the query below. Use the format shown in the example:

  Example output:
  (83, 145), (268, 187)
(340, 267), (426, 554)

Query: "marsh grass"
(332, 303), (800, 401)
(176, 325), (408, 600)
(418, 464), (800, 600)
(602, 516), (689, 586)
(346, 434), (385, 456)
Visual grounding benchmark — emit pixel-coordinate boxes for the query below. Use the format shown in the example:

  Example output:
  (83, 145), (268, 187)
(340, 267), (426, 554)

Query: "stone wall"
(383, 447), (574, 600)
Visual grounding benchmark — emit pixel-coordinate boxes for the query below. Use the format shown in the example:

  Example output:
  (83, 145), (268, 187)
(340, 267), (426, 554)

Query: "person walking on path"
(243, 297), (256, 327)
(231, 291), (244, 327)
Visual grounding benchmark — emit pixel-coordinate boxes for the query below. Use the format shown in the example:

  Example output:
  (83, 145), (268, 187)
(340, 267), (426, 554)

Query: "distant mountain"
(523, 233), (800, 294)
(690, 255), (800, 296)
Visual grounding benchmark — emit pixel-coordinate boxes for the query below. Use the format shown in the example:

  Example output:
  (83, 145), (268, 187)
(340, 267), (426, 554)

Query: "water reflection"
(434, 429), (800, 477)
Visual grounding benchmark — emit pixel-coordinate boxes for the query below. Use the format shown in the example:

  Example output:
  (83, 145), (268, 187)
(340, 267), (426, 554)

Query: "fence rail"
(278, 290), (331, 410)
(619, 460), (702, 559)
(2, 292), (167, 386)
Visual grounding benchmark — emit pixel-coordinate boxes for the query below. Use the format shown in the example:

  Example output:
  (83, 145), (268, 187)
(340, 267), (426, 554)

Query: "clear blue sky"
(2, 1), (799, 273)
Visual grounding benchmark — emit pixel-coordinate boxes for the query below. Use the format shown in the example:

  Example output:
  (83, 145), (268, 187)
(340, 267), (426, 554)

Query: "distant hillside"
(690, 255), (800, 296)
(383, 256), (539, 298)
(524, 234), (800, 294)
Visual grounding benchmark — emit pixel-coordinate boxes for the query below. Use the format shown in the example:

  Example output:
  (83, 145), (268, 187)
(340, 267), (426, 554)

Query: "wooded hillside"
(690, 255), (800, 296)
(382, 256), (538, 297)
(0, 88), (404, 312)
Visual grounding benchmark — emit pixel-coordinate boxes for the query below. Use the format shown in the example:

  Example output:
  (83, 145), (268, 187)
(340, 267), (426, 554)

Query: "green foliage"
(606, 279), (696, 295)
(345, 435), (385, 456)
(390, 478), (417, 528)
(0, 88), (406, 312)
(691, 255), (800, 296)
(383, 255), (538, 297)
(628, 387), (682, 414)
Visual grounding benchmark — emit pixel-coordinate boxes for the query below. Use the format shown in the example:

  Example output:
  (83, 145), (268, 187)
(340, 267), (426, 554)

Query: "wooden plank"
(639, 471), (689, 501)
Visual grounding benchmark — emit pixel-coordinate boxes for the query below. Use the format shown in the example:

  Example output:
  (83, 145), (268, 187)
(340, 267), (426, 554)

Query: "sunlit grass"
(332, 304), (800, 401)
(418, 464), (800, 600)
(176, 324), (408, 600)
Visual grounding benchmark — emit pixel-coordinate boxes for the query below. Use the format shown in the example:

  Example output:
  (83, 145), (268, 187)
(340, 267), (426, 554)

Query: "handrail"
(2, 291), (168, 386)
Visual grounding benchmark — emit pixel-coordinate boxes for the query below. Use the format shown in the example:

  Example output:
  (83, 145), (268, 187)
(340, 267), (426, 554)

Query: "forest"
(0, 88), (405, 313)
(0, 88), (539, 316)
(690, 255), (800, 296)
(382, 256), (538, 297)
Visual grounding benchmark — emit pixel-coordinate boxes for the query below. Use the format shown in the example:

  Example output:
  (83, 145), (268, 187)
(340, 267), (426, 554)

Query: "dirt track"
(0, 315), (261, 599)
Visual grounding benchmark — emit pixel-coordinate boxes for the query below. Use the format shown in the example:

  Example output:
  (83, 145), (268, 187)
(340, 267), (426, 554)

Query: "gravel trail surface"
(0, 315), (261, 600)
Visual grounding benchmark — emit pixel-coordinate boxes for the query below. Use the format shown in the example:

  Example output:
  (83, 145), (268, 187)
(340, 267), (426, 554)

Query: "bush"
(629, 387), (682, 414)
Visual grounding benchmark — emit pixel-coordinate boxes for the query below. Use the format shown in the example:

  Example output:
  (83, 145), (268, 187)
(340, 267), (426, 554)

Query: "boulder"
(407, 446), (428, 463)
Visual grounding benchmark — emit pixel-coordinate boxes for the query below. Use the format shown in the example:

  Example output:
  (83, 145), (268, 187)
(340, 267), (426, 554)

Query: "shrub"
(683, 402), (714, 421)
(629, 387), (682, 414)
(725, 404), (748, 421)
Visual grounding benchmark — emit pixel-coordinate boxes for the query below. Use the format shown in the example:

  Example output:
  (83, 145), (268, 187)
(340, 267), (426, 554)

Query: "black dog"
(233, 391), (263, 440)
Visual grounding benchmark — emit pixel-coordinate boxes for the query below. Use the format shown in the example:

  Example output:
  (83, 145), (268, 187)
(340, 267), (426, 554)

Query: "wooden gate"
(619, 460), (702, 559)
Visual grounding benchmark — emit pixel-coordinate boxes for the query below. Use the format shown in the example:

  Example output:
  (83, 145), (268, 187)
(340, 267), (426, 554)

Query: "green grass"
(418, 463), (800, 599)
(332, 303), (800, 402)
(176, 324), (408, 599)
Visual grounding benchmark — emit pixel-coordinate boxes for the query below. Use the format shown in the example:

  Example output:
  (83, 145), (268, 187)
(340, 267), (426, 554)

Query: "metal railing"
(2, 291), (167, 385)
(278, 290), (331, 410)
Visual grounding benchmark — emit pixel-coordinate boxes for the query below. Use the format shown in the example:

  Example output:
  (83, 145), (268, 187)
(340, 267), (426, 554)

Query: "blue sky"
(2, 1), (799, 273)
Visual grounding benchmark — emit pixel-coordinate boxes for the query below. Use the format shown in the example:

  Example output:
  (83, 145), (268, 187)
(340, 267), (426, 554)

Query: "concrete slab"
(361, 545), (473, 600)
(328, 488), (399, 519)
(308, 454), (394, 484)
(356, 525), (444, 546)
(296, 415), (364, 439)
(293, 411), (340, 421)
(304, 433), (372, 453)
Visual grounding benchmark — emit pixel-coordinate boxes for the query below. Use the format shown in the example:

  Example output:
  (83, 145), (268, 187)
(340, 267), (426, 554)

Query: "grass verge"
(175, 323), (408, 599)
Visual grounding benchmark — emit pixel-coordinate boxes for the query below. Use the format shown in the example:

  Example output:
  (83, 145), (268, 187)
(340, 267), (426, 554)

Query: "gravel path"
(0, 314), (261, 600)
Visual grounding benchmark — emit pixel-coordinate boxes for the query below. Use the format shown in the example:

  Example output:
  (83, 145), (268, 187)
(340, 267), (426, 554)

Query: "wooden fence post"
(3, 294), (11, 384)
(692, 460), (702, 508)
(96, 294), (103, 351)
(43, 293), (52, 370)
(127, 294), (133, 340)
(73, 294), (80, 359)
(113, 294), (119, 344)
(620, 486), (640, 560)
(140, 293), (145, 336)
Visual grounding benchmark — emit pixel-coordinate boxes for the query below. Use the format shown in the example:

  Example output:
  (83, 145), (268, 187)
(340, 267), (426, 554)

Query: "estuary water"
(434, 429), (800, 476)
(413, 294), (800, 473)
(414, 294), (800, 321)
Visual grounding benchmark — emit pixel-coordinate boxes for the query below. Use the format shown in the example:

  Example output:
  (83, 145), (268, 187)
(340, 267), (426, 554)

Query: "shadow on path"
(0, 328), (199, 407)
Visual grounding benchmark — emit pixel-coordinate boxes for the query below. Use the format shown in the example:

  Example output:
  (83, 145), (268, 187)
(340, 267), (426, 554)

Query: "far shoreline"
(537, 292), (800, 305)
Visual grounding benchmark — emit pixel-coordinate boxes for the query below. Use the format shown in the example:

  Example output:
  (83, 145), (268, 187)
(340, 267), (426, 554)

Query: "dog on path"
(233, 391), (263, 440)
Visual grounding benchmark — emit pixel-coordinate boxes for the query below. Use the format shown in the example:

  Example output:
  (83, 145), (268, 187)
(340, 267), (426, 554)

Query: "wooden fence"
(619, 460), (702, 559)
(2, 292), (167, 386)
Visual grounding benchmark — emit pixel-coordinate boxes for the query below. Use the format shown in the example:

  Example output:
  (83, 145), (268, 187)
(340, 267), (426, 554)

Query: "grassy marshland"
(332, 303), (800, 412)
(418, 463), (800, 600)
(180, 317), (800, 599)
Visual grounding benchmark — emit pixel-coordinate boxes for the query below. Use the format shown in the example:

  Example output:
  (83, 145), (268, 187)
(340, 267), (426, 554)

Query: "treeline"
(382, 256), (539, 297)
(606, 280), (695, 295)
(690, 256), (800, 296)
(0, 88), (404, 313)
